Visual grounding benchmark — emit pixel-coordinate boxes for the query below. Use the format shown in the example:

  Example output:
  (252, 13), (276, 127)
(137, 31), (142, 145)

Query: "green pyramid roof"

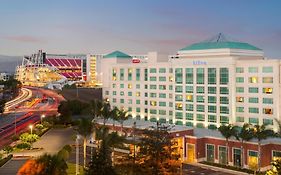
(180, 33), (261, 51)
(104, 51), (132, 59)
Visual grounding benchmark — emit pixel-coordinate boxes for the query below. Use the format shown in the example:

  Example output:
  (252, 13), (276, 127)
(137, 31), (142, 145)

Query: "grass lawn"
(67, 162), (84, 175)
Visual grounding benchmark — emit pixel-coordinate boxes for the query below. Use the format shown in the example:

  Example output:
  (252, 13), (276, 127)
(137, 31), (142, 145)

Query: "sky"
(0, 0), (281, 58)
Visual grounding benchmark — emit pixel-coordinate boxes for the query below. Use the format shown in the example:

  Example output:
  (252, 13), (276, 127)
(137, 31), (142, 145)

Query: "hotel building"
(102, 34), (280, 130)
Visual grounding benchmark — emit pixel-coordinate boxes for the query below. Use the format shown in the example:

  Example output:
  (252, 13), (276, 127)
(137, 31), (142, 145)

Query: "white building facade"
(101, 34), (281, 130)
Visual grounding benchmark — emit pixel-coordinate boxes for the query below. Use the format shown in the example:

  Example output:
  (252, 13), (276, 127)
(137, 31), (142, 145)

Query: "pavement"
(0, 158), (28, 175)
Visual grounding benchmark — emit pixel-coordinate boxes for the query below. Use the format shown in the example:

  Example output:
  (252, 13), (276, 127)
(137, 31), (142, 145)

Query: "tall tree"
(218, 124), (238, 165)
(77, 118), (94, 167)
(253, 124), (274, 172)
(111, 106), (119, 129)
(236, 123), (254, 168)
(274, 119), (281, 137)
(36, 153), (68, 175)
(101, 101), (111, 125)
(117, 109), (128, 135)
(0, 99), (6, 114)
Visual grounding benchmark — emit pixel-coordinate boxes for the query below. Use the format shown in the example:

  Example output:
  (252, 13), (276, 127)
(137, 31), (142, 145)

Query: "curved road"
(4, 88), (33, 112)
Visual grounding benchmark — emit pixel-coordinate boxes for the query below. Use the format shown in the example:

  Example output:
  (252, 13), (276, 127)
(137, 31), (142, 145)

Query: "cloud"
(1, 35), (46, 43)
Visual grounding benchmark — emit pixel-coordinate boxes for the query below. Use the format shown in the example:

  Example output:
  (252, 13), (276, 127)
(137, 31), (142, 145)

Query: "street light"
(76, 135), (80, 175)
(29, 125), (33, 135)
(41, 114), (45, 124)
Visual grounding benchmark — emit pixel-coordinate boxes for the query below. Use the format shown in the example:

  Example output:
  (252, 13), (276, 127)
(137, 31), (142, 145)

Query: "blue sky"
(0, 0), (281, 57)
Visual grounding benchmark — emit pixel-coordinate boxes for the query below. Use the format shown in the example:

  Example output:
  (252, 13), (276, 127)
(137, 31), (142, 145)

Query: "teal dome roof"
(180, 33), (261, 51)
(104, 51), (132, 58)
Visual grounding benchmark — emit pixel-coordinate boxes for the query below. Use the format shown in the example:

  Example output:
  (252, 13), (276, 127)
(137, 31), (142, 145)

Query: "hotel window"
(208, 115), (216, 123)
(248, 67), (258, 73)
(249, 97), (259, 103)
(128, 92), (132, 96)
(150, 109), (157, 114)
(169, 85), (173, 90)
(120, 91), (124, 96)
(150, 85), (157, 89)
(249, 107), (259, 114)
(175, 112), (183, 119)
(128, 68), (132, 81)
(169, 68), (173, 73)
(112, 84), (116, 88)
(136, 68), (140, 81)
(169, 102), (173, 107)
(128, 83), (132, 89)
(159, 102), (166, 107)
(249, 118), (259, 125)
(112, 98), (116, 103)
(220, 68), (229, 85)
(186, 104), (193, 111)
(197, 105), (205, 112)
(136, 108), (141, 112)
(150, 68), (156, 73)
(150, 76), (157, 81)
(136, 84), (140, 89)
(208, 68), (216, 84)
(145, 85), (148, 89)
(112, 69), (117, 80)
(236, 116), (244, 122)
(263, 88), (273, 94)
(208, 96), (216, 104)
(159, 76), (166, 81)
(208, 87), (216, 94)
(159, 110), (166, 115)
(186, 113), (193, 120)
(159, 85), (166, 90)
(249, 87), (259, 93)
(175, 103), (183, 110)
(159, 93), (166, 98)
(150, 101), (157, 106)
(233, 148), (242, 167)
(186, 95), (193, 102)
(249, 77), (258, 83)
(263, 119), (273, 125)
(120, 68), (124, 80)
(220, 97), (229, 104)
(145, 93), (148, 97)
(273, 151), (281, 161)
(120, 84), (124, 88)
(169, 76), (173, 82)
(219, 146), (227, 165)
(236, 67), (244, 73)
(186, 68), (193, 84)
(236, 87), (244, 93)
(220, 87), (229, 94)
(175, 95), (183, 101)
(248, 151), (258, 170)
(175, 68), (183, 84)
(186, 122), (193, 127)
(120, 99), (124, 103)
(220, 116), (229, 124)
(236, 97), (244, 103)
(262, 66), (273, 73)
(263, 108), (273, 115)
(144, 68), (148, 81)
(206, 144), (215, 162)
(159, 68), (166, 73)
(186, 86), (193, 93)
(196, 96), (205, 103)
(263, 98), (273, 104)
(128, 99), (132, 104)
(208, 106), (216, 113)
(236, 77), (244, 83)
(150, 93), (157, 98)
(136, 100), (140, 104)
(196, 86), (204, 94)
(196, 68), (204, 84)
(220, 106), (229, 114)
(263, 77), (273, 83)
(196, 114), (205, 121)
(112, 91), (116, 95)
(236, 107), (244, 112)
(196, 123), (204, 128)
(175, 86), (183, 93)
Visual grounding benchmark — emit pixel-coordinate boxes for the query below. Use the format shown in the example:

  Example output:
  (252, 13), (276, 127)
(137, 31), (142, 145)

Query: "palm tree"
(77, 117), (94, 167)
(91, 100), (103, 118)
(101, 101), (111, 125)
(218, 124), (238, 165)
(274, 118), (281, 137)
(117, 109), (128, 135)
(111, 106), (119, 129)
(253, 124), (274, 172)
(236, 123), (254, 168)
(36, 153), (68, 175)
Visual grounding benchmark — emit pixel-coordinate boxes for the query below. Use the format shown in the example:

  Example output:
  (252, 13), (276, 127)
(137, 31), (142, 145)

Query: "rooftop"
(104, 51), (132, 59)
(180, 33), (262, 51)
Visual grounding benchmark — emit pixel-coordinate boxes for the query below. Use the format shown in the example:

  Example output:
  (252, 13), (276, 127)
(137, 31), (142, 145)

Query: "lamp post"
(76, 135), (80, 175)
(41, 114), (45, 124)
(29, 125), (33, 135)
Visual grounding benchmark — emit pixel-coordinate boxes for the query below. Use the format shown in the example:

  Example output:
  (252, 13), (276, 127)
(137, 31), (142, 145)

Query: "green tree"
(0, 99), (6, 114)
(36, 153), (68, 175)
(117, 109), (128, 135)
(76, 118), (94, 167)
(101, 101), (111, 125)
(275, 119), (281, 137)
(111, 106), (119, 129)
(57, 101), (72, 125)
(218, 124), (238, 165)
(236, 123), (254, 168)
(253, 124), (274, 172)
(19, 133), (39, 144)
(266, 159), (281, 175)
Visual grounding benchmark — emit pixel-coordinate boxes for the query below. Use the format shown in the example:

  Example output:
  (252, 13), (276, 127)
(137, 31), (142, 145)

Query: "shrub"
(35, 124), (44, 130)
(62, 145), (72, 153)
(11, 135), (19, 141)
(58, 149), (70, 160)
(19, 133), (39, 143)
(3, 146), (13, 154)
(16, 143), (31, 150)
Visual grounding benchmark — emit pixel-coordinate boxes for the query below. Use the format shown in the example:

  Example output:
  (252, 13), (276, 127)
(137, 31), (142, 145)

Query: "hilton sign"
(193, 61), (207, 65)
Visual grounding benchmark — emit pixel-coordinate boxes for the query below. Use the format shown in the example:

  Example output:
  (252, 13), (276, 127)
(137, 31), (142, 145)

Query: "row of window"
(236, 97), (273, 104)
(236, 87), (273, 94)
(236, 77), (273, 83)
(236, 106), (273, 115)
(236, 66), (273, 73)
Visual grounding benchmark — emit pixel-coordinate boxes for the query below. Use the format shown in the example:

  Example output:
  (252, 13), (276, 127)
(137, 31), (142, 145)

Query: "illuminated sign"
(193, 61), (207, 65)
(132, 59), (140, 63)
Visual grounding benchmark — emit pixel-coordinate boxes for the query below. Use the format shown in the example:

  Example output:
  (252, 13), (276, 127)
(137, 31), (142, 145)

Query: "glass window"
(262, 66), (273, 73)
(233, 148), (242, 167)
(144, 69), (148, 81)
(120, 91), (124, 96)
(249, 77), (258, 83)
(249, 97), (259, 103)
(175, 112), (183, 119)
(136, 108), (141, 112)
(175, 86), (183, 93)
(120, 68), (124, 80)
(263, 77), (273, 83)
(197, 86), (205, 93)
(263, 98), (273, 104)
(150, 93), (157, 98)
(196, 68), (204, 84)
(186, 104), (193, 111)
(208, 96), (216, 104)
(220, 106), (229, 114)
(128, 68), (132, 81)
(248, 67), (258, 73)
(207, 144), (215, 163)
(196, 123), (205, 128)
(113, 91), (116, 95)
(208, 106), (216, 113)
(220, 116), (229, 124)
(120, 99), (124, 103)
(150, 68), (156, 73)
(197, 96), (205, 103)
(150, 85), (157, 89)
(249, 87), (259, 93)
(208, 87), (216, 94)
(186, 122), (193, 127)
(220, 68), (229, 85)
(150, 76), (157, 81)
(159, 76), (166, 81)
(112, 98), (116, 103)
(159, 85), (166, 90)
(175, 68), (183, 84)
(169, 85), (173, 90)
(136, 92), (140, 97)
(150, 101), (157, 106)
(159, 102), (166, 107)
(120, 84), (124, 88)
(186, 113), (193, 120)
(220, 97), (229, 104)
(236, 97), (244, 103)
(236, 107), (244, 112)
(136, 84), (140, 89)
(196, 114), (205, 121)
(263, 108), (273, 115)
(159, 110), (166, 115)
(159, 93), (166, 98)
(112, 69), (117, 81)
(236, 116), (244, 122)
(197, 105), (205, 112)
(208, 68), (216, 84)
(128, 92), (132, 96)
(186, 68), (193, 84)
(186, 95), (193, 102)
(175, 95), (183, 101)
(249, 117), (259, 124)
(236, 67), (244, 73)
(136, 100), (140, 104)
(236, 77), (244, 83)
(263, 88), (273, 94)
(136, 69), (140, 81)
(249, 107), (259, 114)
(186, 86), (193, 93)
(150, 109), (157, 114)
(208, 115), (216, 123)
(273, 151), (281, 161)
(263, 119), (273, 125)
(236, 87), (244, 93)
(219, 146), (227, 164)
(159, 68), (166, 73)
(220, 87), (229, 94)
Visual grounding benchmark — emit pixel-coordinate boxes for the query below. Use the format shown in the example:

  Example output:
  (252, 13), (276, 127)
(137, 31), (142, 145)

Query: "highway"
(0, 87), (65, 148)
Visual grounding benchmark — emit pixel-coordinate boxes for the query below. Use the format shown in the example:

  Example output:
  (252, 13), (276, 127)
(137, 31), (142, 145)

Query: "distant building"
(101, 33), (281, 131)
(0, 72), (11, 81)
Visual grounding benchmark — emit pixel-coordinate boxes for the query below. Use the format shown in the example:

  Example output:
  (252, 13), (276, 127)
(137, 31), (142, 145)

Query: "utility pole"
(76, 135), (80, 175)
